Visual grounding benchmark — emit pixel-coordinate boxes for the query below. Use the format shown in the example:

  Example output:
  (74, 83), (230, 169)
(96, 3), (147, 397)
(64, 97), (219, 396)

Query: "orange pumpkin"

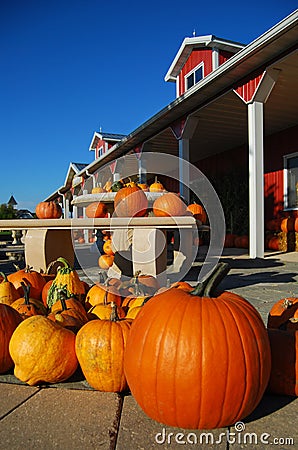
(85, 202), (107, 218)
(280, 217), (295, 232)
(91, 184), (106, 194)
(267, 236), (279, 251)
(137, 183), (149, 191)
(114, 186), (148, 217)
(186, 203), (207, 224)
(48, 295), (88, 332)
(75, 303), (131, 392)
(98, 254), (114, 270)
(103, 239), (114, 256)
(234, 235), (249, 249)
(267, 297), (298, 329)
(149, 176), (164, 192)
(9, 315), (78, 385)
(41, 280), (53, 307)
(8, 265), (46, 300)
(124, 262), (271, 429)
(35, 201), (62, 219)
(85, 283), (122, 309)
(153, 192), (187, 217)
(10, 282), (47, 319)
(266, 296), (298, 397)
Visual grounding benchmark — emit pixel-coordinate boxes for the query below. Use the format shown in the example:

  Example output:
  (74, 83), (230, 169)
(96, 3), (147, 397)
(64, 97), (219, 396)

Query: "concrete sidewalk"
(0, 250), (297, 449)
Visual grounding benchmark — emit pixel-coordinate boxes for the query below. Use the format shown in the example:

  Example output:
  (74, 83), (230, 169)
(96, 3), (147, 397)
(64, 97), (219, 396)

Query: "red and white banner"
(133, 144), (144, 160)
(170, 118), (186, 140)
(109, 160), (117, 174)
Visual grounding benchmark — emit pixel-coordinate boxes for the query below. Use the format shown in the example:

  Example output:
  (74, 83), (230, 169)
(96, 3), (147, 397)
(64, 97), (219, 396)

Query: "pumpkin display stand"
(24, 229), (74, 272)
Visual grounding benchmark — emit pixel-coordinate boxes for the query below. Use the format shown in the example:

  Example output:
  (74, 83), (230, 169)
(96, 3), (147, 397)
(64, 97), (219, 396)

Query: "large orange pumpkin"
(35, 201), (62, 219)
(124, 262), (271, 429)
(114, 186), (148, 217)
(153, 192), (187, 217)
(76, 303), (132, 392)
(0, 304), (22, 373)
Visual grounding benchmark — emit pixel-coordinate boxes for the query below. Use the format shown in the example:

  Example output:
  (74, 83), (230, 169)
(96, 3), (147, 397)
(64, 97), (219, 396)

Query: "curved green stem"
(191, 262), (230, 297)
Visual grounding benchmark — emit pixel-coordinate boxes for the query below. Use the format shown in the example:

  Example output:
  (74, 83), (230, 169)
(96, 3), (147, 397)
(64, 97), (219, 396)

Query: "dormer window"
(185, 63), (204, 91)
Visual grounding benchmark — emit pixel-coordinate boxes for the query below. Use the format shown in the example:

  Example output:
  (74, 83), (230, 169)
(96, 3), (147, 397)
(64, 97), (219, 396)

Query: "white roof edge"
(164, 10), (297, 82)
(164, 34), (245, 82)
(88, 131), (102, 151)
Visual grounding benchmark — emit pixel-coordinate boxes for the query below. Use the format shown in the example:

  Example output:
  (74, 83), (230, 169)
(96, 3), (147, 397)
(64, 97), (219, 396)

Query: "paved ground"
(0, 248), (297, 449)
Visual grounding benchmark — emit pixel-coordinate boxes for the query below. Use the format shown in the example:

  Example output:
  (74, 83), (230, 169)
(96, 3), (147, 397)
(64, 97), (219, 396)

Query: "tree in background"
(0, 204), (18, 219)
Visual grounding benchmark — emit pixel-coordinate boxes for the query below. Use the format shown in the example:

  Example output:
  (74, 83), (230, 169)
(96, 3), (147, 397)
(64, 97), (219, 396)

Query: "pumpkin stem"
(20, 280), (31, 305)
(57, 288), (69, 311)
(110, 302), (119, 322)
(191, 262), (230, 297)
(0, 272), (7, 282)
(56, 257), (73, 275)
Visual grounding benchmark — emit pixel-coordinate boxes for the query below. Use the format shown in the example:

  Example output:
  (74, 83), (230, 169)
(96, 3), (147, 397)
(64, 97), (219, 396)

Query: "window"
(185, 63), (204, 91)
(284, 153), (298, 209)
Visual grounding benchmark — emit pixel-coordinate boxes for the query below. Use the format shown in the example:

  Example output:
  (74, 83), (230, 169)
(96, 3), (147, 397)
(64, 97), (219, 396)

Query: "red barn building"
(46, 10), (298, 259)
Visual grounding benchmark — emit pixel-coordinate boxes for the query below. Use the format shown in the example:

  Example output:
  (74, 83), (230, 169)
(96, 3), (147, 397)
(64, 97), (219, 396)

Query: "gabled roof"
(64, 162), (88, 187)
(89, 131), (126, 151)
(7, 195), (17, 206)
(165, 34), (245, 82)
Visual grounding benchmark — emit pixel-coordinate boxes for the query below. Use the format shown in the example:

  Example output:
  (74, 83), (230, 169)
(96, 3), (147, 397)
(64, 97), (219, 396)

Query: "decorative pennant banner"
(170, 117), (186, 140)
(133, 143), (144, 160)
(109, 160), (117, 174)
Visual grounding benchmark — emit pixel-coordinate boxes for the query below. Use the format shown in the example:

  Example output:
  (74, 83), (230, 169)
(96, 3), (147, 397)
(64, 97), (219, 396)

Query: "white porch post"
(248, 101), (264, 258)
(178, 115), (198, 203)
(179, 138), (190, 203)
(234, 68), (279, 259)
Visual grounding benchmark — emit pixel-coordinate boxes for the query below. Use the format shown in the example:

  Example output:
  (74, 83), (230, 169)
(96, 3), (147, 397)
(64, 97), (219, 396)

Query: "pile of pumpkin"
(266, 216), (298, 251)
(0, 258), (297, 429)
(86, 177), (207, 267)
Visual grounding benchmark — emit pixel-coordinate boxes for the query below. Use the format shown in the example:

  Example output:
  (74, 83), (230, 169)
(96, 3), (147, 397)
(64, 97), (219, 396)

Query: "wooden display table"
(0, 217), (201, 283)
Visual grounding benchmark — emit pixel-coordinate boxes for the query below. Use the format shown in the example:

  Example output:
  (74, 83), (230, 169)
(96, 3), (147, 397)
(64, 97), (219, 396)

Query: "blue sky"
(0, 0), (296, 211)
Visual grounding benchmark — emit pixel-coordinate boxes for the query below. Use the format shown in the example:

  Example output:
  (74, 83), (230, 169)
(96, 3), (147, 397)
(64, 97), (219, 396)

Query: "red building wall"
(178, 49), (213, 96)
(264, 125), (298, 219)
